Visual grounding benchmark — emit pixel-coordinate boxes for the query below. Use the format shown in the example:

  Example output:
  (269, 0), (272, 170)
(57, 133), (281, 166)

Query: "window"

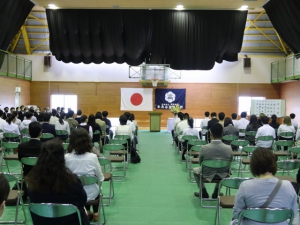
(238, 96), (265, 115)
(51, 95), (77, 112)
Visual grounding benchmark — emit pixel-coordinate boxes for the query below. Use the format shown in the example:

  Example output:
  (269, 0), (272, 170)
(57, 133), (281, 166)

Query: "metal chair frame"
(0, 142), (19, 173)
(99, 157), (114, 206)
(237, 146), (257, 177)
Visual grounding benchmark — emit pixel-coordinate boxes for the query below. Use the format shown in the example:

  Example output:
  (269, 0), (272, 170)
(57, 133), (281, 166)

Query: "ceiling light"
(48, 4), (57, 9)
(176, 5), (184, 10)
(240, 5), (248, 9)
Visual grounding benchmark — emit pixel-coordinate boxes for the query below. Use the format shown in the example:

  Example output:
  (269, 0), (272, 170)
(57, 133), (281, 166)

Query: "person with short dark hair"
(115, 115), (133, 141)
(236, 112), (249, 138)
(75, 110), (82, 124)
(41, 113), (56, 138)
(2, 107), (9, 120)
(231, 113), (238, 127)
(175, 112), (190, 148)
(66, 110), (78, 133)
(200, 111), (210, 140)
(218, 112), (225, 127)
(0, 174), (10, 218)
(173, 112), (184, 142)
(245, 115), (261, 145)
(233, 148), (297, 224)
(65, 129), (104, 222)
(55, 114), (70, 140)
(26, 140), (90, 225)
(10, 107), (15, 113)
(193, 123), (233, 199)
(207, 112), (219, 142)
(290, 113), (298, 130)
(56, 107), (61, 118)
(20, 112), (33, 133)
(181, 117), (200, 160)
(77, 115), (93, 137)
(255, 116), (276, 148)
(95, 112), (106, 140)
(102, 110), (113, 139)
(18, 122), (42, 176)
(3, 114), (20, 137)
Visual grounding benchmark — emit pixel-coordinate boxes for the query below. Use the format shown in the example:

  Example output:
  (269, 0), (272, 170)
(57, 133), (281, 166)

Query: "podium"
(148, 112), (162, 132)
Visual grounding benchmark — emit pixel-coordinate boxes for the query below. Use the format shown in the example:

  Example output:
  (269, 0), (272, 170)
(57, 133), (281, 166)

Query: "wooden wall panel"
(30, 82), (281, 128)
(0, 76), (30, 109)
(280, 81), (300, 125)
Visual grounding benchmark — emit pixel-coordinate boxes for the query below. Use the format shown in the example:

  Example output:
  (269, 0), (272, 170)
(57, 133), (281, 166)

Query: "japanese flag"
(121, 88), (153, 111)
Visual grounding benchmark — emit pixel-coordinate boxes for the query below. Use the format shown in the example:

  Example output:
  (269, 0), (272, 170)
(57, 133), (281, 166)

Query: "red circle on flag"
(130, 93), (143, 106)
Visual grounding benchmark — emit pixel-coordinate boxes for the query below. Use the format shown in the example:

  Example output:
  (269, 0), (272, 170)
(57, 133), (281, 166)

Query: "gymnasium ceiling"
(8, 0), (291, 58)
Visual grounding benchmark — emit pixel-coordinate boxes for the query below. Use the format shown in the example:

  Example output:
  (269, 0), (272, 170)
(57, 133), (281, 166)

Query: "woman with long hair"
(181, 117), (199, 161)
(87, 114), (101, 143)
(54, 113), (70, 140)
(245, 115), (261, 145)
(223, 117), (239, 147)
(26, 140), (89, 225)
(65, 128), (104, 222)
(232, 148), (297, 225)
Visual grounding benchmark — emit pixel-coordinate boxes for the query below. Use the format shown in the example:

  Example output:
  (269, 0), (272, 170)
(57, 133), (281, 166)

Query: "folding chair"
(256, 135), (274, 148)
(3, 133), (20, 142)
(230, 140), (249, 172)
(201, 126), (208, 141)
(214, 177), (251, 225)
(102, 144), (126, 181)
(174, 131), (183, 150)
(56, 130), (69, 141)
(29, 203), (83, 225)
(238, 129), (246, 139)
(222, 135), (238, 146)
(40, 133), (54, 142)
(237, 208), (294, 225)
(20, 157), (38, 187)
(0, 173), (26, 224)
(21, 137), (30, 143)
(180, 135), (199, 163)
(0, 142), (19, 172)
(199, 159), (231, 208)
(273, 140), (294, 159)
(288, 146), (300, 159)
(279, 131), (295, 141)
(245, 131), (256, 145)
(186, 139), (206, 170)
(275, 160), (300, 182)
(99, 157), (114, 206)
(109, 139), (129, 166)
(78, 175), (106, 225)
(237, 146), (257, 177)
(20, 129), (29, 138)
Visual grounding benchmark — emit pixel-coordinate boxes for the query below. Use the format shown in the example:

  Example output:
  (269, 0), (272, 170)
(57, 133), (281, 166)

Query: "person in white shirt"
(29, 109), (37, 122)
(0, 110), (6, 140)
(278, 116), (295, 139)
(296, 128), (300, 141)
(172, 112), (183, 142)
(231, 113), (238, 127)
(237, 112), (249, 137)
(255, 116), (276, 148)
(200, 111), (210, 140)
(77, 115), (93, 138)
(55, 114), (70, 141)
(175, 113), (190, 147)
(12, 111), (21, 127)
(49, 109), (59, 125)
(3, 114), (21, 141)
(65, 128), (104, 222)
(290, 113), (298, 130)
(115, 115), (133, 141)
(181, 117), (200, 160)
(20, 112), (32, 132)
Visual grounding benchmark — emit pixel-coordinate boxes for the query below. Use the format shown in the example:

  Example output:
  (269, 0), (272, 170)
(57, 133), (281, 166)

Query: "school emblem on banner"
(155, 89), (186, 109)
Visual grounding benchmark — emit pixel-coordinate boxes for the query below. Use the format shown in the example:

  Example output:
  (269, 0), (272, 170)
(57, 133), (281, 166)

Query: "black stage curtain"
(46, 9), (247, 70)
(0, 0), (34, 50)
(264, 0), (300, 56)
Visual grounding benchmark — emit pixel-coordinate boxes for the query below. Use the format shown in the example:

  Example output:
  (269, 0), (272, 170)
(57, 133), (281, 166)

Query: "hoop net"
(151, 79), (159, 87)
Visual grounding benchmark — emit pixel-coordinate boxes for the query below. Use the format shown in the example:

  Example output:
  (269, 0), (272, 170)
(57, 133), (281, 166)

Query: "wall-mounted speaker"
(44, 56), (52, 67)
(244, 58), (251, 68)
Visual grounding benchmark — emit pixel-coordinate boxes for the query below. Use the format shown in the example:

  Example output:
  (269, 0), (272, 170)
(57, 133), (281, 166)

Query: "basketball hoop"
(151, 79), (159, 87)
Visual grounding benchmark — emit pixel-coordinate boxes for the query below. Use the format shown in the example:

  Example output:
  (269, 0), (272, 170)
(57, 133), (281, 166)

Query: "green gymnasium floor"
(2, 131), (298, 225)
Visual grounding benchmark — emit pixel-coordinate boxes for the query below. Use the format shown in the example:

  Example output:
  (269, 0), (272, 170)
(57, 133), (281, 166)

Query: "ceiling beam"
(25, 25), (48, 29)
(28, 14), (47, 25)
(274, 30), (288, 55)
(244, 11), (264, 33)
(9, 30), (22, 53)
(21, 25), (32, 54)
(31, 38), (50, 51)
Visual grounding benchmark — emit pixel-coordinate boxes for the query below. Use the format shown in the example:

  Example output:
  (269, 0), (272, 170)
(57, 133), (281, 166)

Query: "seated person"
(200, 111), (210, 140)
(290, 113), (298, 131)
(173, 112), (184, 143)
(26, 140), (89, 225)
(0, 174), (10, 218)
(255, 116), (276, 148)
(77, 115), (93, 138)
(232, 148), (297, 225)
(245, 115), (261, 145)
(18, 122), (43, 176)
(175, 113), (190, 148)
(207, 112), (219, 142)
(218, 112), (225, 127)
(193, 123), (233, 198)
(41, 113), (56, 136)
(181, 117), (199, 161)
(102, 110), (113, 140)
(66, 110), (78, 133)
(223, 117), (239, 147)
(236, 112), (249, 138)
(75, 110), (82, 124)
(12, 111), (21, 127)
(277, 116), (295, 140)
(231, 113), (238, 127)
(3, 114), (20, 141)
(54, 114), (70, 141)
(20, 112), (33, 136)
(65, 128), (104, 222)
(87, 114), (101, 143)
(49, 109), (59, 125)
(115, 115), (133, 147)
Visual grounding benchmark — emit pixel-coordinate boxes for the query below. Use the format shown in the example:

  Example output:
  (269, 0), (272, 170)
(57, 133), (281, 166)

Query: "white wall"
(22, 55), (278, 83)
